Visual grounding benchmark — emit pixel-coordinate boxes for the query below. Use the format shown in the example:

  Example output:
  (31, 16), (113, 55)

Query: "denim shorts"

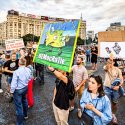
(104, 86), (120, 103)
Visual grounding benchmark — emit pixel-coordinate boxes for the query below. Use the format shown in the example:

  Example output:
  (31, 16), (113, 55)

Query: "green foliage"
(93, 37), (98, 44)
(77, 37), (85, 45)
(86, 37), (92, 45)
(22, 34), (40, 46)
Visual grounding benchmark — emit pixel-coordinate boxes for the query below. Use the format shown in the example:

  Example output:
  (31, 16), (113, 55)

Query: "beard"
(76, 62), (81, 65)
(12, 58), (16, 61)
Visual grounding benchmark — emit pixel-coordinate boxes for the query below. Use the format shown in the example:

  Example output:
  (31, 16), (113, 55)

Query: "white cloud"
(0, 10), (7, 22)
(0, 0), (125, 33)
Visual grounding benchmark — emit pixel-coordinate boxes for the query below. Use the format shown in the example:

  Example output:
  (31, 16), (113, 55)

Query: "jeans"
(86, 55), (90, 62)
(0, 74), (2, 89)
(13, 86), (28, 125)
(104, 86), (120, 103)
(8, 76), (12, 84)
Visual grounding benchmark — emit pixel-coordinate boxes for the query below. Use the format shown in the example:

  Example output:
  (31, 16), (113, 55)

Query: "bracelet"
(52, 69), (56, 72)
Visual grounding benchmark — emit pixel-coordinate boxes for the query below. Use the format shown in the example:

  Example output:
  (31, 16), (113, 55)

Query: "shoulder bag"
(81, 100), (98, 125)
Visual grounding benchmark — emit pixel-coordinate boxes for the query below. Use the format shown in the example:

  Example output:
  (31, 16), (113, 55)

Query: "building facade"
(79, 20), (86, 40)
(106, 22), (125, 31)
(87, 30), (94, 40)
(0, 10), (86, 44)
(0, 21), (6, 45)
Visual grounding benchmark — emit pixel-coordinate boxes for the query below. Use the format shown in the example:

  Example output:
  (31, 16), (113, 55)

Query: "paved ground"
(0, 62), (125, 125)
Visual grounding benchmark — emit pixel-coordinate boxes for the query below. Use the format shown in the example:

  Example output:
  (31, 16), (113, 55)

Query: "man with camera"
(103, 58), (123, 124)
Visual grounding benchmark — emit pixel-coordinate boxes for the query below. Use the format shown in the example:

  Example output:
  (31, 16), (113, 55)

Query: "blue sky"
(0, 0), (125, 33)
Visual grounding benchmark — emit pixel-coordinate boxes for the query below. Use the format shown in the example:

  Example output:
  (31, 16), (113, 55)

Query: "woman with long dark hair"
(80, 75), (112, 125)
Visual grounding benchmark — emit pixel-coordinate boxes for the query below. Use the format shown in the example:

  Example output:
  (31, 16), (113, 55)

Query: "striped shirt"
(72, 65), (88, 87)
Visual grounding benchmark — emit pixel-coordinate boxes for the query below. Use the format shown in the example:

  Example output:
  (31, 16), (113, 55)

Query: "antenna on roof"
(81, 13), (83, 20)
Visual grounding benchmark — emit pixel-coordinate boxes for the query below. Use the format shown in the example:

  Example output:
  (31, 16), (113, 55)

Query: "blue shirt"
(10, 66), (31, 93)
(16, 53), (20, 60)
(86, 49), (91, 55)
(80, 89), (112, 125)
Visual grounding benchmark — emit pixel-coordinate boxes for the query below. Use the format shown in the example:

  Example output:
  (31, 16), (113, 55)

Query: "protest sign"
(98, 31), (125, 59)
(5, 39), (24, 51)
(34, 20), (80, 72)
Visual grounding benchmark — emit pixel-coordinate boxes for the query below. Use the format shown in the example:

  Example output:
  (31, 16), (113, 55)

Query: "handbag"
(81, 100), (98, 125)
(81, 111), (94, 125)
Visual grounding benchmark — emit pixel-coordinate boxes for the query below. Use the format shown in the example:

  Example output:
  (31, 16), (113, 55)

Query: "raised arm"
(48, 66), (68, 84)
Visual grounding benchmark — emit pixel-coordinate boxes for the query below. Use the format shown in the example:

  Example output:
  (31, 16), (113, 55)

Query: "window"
(10, 23), (13, 26)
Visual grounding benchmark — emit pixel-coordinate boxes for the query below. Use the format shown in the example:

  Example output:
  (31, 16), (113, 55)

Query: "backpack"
(67, 77), (75, 100)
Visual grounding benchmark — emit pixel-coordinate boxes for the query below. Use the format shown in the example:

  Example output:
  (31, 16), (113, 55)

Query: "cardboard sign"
(5, 39), (24, 51)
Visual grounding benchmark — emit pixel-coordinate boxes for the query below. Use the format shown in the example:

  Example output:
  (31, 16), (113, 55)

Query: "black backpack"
(67, 77), (75, 100)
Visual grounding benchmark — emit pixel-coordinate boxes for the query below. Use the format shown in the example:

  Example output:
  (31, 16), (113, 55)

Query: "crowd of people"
(0, 44), (125, 125)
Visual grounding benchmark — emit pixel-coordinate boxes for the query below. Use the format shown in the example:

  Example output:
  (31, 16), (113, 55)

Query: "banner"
(34, 20), (80, 72)
(98, 31), (125, 59)
(5, 39), (24, 51)
(100, 42), (125, 59)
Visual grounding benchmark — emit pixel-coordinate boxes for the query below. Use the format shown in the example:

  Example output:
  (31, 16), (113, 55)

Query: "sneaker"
(0, 89), (3, 93)
(69, 106), (74, 111)
(78, 108), (82, 118)
(24, 116), (28, 120)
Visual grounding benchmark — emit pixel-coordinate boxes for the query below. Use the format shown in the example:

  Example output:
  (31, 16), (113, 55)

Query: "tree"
(77, 37), (85, 45)
(22, 34), (40, 46)
(86, 37), (92, 45)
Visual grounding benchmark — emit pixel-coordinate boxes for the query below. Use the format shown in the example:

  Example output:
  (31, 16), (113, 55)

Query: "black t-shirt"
(91, 49), (98, 58)
(54, 77), (73, 110)
(3, 60), (10, 75)
(4, 59), (19, 76)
